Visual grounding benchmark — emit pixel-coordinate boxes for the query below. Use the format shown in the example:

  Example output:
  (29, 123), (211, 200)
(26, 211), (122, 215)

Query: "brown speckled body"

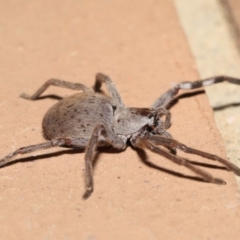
(42, 92), (115, 147)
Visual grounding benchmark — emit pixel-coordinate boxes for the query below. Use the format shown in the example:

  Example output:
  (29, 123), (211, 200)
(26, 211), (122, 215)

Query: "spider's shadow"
(1, 146), (125, 169)
(31, 94), (63, 101)
(169, 89), (240, 110)
(1, 144), (228, 185)
(168, 90), (204, 109)
(93, 145), (228, 184)
(213, 102), (240, 111)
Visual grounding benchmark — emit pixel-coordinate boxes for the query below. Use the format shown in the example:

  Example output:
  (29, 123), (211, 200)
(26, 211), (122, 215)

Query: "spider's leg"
(93, 73), (125, 107)
(133, 137), (226, 184)
(83, 124), (127, 200)
(21, 79), (93, 100)
(147, 135), (240, 176)
(0, 138), (74, 168)
(148, 132), (176, 155)
(152, 76), (240, 109)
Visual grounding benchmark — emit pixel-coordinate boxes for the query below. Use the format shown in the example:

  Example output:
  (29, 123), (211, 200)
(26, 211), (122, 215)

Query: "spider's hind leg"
(20, 78), (93, 100)
(0, 138), (74, 168)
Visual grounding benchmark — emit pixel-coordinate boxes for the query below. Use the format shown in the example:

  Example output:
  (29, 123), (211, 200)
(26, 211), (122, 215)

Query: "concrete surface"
(175, 0), (240, 188)
(223, 0), (240, 49)
(0, 1), (240, 240)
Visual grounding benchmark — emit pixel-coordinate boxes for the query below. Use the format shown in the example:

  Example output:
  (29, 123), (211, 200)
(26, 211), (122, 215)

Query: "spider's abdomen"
(42, 92), (115, 145)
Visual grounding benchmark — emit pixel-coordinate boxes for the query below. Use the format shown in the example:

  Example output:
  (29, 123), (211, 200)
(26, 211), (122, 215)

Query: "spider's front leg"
(133, 137), (226, 185)
(152, 76), (240, 109)
(147, 135), (240, 176)
(83, 124), (127, 200)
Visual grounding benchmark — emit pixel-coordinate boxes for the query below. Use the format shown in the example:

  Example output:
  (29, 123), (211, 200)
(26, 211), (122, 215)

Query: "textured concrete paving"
(224, 0), (240, 47)
(175, 0), (240, 188)
(0, 1), (240, 240)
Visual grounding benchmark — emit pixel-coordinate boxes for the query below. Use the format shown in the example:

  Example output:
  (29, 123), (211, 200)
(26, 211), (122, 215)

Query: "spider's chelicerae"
(1, 73), (240, 199)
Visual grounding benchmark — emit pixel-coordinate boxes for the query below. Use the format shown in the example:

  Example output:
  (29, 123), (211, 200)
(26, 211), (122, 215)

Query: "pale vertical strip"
(174, 0), (240, 187)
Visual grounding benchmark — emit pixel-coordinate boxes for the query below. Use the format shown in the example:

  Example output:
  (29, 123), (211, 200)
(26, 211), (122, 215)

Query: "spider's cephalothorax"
(113, 107), (168, 135)
(1, 73), (240, 199)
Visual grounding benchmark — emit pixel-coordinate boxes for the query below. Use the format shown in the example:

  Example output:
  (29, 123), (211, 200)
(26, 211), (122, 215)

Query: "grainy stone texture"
(175, 0), (240, 189)
(223, 0), (240, 48)
(0, 1), (240, 240)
